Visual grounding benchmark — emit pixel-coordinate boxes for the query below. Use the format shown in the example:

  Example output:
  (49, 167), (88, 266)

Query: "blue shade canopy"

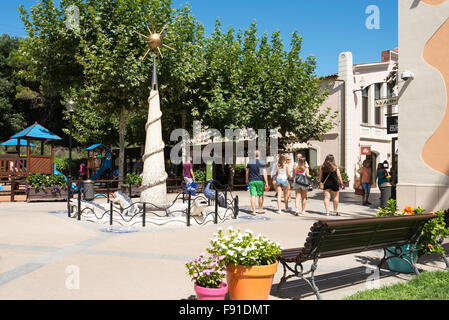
(1, 139), (35, 147)
(10, 122), (62, 141)
(85, 144), (110, 151)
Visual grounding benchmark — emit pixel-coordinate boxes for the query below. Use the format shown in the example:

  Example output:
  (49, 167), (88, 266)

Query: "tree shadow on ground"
(271, 265), (399, 300)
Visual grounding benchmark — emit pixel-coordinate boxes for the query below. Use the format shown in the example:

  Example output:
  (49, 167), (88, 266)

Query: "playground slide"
(54, 164), (77, 190)
(90, 152), (112, 181)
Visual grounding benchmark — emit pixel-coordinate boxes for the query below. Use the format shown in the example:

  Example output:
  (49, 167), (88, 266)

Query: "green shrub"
(194, 170), (206, 182)
(125, 173), (142, 187)
(376, 200), (449, 256)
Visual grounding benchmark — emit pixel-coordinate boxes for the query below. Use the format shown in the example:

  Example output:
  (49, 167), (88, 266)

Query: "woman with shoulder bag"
(319, 154), (344, 216)
(293, 157), (311, 216)
(275, 154), (291, 214)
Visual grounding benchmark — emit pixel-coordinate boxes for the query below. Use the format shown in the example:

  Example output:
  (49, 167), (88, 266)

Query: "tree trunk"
(118, 105), (126, 187)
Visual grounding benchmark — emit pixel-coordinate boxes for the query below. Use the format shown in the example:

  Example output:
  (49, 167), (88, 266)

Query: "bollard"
(107, 181), (110, 203)
(77, 185), (81, 221)
(142, 203), (146, 228)
(187, 190), (191, 227)
(214, 184), (218, 224)
(234, 196), (239, 219)
(110, 201), (113, 226)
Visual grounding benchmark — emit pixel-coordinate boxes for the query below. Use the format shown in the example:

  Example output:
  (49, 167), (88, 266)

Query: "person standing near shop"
(246, 151), (269, 215)
(360, 160), (373, 205)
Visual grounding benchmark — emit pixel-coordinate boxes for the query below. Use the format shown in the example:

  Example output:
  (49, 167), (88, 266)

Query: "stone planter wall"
(26, 188), (68, 202)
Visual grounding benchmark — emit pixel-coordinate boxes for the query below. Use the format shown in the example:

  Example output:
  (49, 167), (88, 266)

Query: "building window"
(387, 83), (395, 115)
(362, 87), (369, 124)
(374, 83), (382, 125)
(375, 105), (381, 125)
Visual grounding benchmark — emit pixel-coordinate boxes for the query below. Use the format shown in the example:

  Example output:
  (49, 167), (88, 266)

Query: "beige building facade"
(397, 0), (449, 211)
(288, 49), (398, 188)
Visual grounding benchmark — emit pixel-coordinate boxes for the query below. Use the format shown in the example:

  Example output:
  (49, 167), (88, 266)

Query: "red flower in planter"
(402, 206), (414, 215)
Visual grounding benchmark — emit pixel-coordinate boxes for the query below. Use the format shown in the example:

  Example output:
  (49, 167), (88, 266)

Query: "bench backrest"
(298, 214), (437, 262)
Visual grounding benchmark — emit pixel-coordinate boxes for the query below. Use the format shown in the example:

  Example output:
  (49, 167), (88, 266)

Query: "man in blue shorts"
(246, 151), (269, 215)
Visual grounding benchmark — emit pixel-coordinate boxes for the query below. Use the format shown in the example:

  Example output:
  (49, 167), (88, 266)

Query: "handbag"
(320, 172), (331, 190)
(295, 172), (311, 187)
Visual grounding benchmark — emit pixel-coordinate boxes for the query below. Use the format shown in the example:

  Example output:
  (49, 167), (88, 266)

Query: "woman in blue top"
(377, 163), (389, 188)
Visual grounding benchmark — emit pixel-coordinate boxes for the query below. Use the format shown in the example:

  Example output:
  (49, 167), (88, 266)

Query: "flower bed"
(26, 173), (70, 202)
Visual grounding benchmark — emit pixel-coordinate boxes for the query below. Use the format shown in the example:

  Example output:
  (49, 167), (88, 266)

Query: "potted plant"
(123, 173), (142, 196)
(309, 166), (320, 189)
(341, 172), (350, 188)
(185, 253), (228, 300)
(207, 227), (282, 300)
(377, 199), (449, 273)
(194, 170), (206, 192)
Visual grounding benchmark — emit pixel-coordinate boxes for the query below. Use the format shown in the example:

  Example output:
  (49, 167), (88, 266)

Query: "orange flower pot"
(226, 262), (278, 300)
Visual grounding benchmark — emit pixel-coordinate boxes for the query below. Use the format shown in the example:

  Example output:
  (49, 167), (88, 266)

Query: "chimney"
(381, 50), (392, 62)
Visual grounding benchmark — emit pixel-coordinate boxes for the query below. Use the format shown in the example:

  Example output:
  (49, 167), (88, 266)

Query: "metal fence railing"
(69, 179), (239, 228)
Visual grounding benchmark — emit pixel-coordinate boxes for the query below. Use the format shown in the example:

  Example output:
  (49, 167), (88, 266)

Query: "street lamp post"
(66, 99), (75, 217)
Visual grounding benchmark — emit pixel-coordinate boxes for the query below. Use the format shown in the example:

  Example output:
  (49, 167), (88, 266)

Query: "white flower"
(244, 229), (253, 234)
(228, 250), (235, 256)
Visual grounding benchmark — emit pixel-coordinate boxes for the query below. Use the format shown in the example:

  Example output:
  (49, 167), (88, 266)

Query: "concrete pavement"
(0, 189), (447, 300)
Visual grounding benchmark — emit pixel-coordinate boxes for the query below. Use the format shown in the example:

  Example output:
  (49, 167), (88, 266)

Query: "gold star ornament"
(135, 17), (175, 59)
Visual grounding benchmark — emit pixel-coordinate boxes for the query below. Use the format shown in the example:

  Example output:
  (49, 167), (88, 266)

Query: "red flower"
(427, 244), (433, 250)
(403, 206), (414, 215)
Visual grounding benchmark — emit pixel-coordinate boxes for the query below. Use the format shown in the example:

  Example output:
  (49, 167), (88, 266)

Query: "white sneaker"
(277, 210), (282, 214)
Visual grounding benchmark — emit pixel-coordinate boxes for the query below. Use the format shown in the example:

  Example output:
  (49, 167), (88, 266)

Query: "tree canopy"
(10, 0), (337, 176)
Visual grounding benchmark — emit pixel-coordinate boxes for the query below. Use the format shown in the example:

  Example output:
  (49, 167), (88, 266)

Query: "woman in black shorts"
(319, 154), (344, 216)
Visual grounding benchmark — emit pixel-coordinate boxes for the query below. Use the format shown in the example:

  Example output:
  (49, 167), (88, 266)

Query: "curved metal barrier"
(69, 179), (239, 228)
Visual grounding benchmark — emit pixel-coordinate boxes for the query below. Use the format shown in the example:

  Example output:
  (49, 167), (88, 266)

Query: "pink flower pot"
(194, 282), (228, 300)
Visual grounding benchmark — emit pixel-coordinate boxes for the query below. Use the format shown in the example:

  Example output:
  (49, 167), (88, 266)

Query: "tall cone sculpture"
(140, 57), (168, 207)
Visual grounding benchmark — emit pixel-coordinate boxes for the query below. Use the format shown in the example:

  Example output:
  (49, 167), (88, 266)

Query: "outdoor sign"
(387, 116), (398, 134)
(375, 96), (398, 107)
(361, 146), (371, 156)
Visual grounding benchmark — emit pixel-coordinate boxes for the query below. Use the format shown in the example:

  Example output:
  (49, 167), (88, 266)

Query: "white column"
(338, 52), (356, 187)
(368, 84), (375, 126)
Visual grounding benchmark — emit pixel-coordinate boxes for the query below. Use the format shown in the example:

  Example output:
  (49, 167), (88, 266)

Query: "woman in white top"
(275, 154), (291, 214)
(293, 157), (311, 215)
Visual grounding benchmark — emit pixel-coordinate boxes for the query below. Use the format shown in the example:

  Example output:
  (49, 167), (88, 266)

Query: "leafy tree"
(201, 22), (336, 145)
(18, 0), (206, 183)
(0, 34), (27, 141)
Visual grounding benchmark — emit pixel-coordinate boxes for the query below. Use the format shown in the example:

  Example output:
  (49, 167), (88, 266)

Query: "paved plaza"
(0, 189), (447, 300)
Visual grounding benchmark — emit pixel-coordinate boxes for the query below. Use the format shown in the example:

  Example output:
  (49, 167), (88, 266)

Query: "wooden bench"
(277, 213), (437, 300)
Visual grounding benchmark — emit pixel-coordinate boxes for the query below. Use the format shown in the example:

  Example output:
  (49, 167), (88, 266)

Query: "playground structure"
(0, 123), (61, 179)
(85, 144), (113, 180)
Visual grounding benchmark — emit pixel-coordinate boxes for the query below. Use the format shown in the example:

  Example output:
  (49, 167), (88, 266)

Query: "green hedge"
(54, 158), (87, 174)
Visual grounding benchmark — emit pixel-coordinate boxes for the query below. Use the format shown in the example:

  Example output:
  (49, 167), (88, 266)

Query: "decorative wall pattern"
(422, 0), (449, 176)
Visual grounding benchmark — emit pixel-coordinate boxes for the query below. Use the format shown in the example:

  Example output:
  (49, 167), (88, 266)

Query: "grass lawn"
(345, 271), (449, 300)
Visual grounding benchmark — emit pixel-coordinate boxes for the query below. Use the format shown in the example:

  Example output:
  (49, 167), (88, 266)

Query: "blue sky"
(0, 0), (398, 76)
